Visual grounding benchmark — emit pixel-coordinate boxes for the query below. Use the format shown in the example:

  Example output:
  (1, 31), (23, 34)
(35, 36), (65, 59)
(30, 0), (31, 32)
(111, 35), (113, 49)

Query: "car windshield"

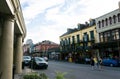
(23, 56), (31, 60)
(35, 57), (44, 61)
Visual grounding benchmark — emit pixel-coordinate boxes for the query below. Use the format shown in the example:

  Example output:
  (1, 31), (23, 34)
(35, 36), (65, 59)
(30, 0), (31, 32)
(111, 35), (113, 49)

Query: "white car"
(43, 56), (48, 62)
(23, 56), (31, 65)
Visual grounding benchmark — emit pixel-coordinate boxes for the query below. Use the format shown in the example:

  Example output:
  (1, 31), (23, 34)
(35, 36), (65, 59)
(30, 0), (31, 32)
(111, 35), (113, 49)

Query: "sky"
(20, 0), (120, 44)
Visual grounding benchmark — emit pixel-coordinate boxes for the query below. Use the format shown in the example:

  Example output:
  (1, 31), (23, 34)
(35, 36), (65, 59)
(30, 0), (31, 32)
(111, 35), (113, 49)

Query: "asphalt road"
(29, 60), (120, 79)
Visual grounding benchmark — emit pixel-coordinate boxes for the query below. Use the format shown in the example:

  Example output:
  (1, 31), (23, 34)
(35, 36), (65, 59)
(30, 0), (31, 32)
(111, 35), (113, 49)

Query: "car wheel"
(110, 63), (113, 67)
(44, 66), (48, 69)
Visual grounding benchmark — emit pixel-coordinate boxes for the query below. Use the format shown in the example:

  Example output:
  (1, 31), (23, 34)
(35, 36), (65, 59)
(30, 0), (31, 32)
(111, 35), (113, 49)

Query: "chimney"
(119, 1), (120, 11)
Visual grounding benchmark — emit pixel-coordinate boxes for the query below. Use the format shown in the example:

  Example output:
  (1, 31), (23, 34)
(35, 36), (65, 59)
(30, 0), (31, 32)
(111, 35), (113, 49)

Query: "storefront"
(93, 39), (120, 59)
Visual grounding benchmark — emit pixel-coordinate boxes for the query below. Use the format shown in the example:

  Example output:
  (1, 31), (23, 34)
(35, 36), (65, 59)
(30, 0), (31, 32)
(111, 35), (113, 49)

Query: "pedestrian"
(65, 56), (68, 61)
(93, 56), (98, 69)
(98, 57), (102, 70)
(90, 57), (94, 70)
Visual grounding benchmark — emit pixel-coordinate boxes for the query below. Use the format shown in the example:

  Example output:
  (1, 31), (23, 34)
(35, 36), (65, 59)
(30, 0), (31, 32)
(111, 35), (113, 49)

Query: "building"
(60, 19), (97, 62)
(47, 46), (60, 60)
(0, 0), (26, 79)
(23, 44), (30, 55)
(33, 40), (60, 57)
(95, 3), (120, 59)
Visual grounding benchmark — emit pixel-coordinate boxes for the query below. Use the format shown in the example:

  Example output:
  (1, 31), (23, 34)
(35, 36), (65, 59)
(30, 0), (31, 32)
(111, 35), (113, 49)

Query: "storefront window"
(111, 29), (119, 40)
(99, 33), (103, 42)
(115, 29), (119, 39)
(107, 32), (111, 41)
(112, 30), (116, 40)
(104, 33), (107, 42)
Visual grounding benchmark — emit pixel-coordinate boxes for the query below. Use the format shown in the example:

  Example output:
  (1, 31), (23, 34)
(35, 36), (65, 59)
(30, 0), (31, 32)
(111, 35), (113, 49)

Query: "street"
(24, 60), (120, 79)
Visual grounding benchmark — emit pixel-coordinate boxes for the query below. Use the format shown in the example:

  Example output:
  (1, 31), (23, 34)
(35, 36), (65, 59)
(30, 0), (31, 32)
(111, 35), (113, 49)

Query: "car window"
(23, 56), (31, 60)
(35, 58), (43, 61)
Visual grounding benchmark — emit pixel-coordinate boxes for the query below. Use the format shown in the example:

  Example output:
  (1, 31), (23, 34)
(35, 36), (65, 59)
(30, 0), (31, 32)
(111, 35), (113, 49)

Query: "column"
(14, 34), (23, 74)
(0, 15), (14, 79)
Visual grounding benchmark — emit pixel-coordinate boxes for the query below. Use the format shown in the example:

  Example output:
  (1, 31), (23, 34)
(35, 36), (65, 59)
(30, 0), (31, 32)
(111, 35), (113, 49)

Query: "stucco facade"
(60, 19), (97, 61)
(0, 0), (26, 79)
(95, 7), (120, 58)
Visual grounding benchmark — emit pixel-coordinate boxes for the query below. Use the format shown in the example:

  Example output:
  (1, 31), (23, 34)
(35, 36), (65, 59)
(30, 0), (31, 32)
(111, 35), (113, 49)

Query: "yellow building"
(60, 19), (98, 62)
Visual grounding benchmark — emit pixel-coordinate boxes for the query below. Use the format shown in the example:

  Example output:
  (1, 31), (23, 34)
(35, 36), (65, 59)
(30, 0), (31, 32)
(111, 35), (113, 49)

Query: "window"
(90, 31), (94, 40)
(111, 29), (119, 40)
(72, 36), (75, 43)
(65, 38), (67, 45)
(98, 21), (101, 28)
(109, 17), (112, 25)
(102, 20), (104, 27)
(63, 40), (65, 46)
(105, 18), (108, 26)
(99, 33), (103, 42)
(68, 38), (70, 44)
(83, 33), (89, 42)
(103, 31), (111, 42)
(117, 13), (120, 22)
(113, 15), (116, 23)
(76, 34), (80, 43)
(112, 30), (116, 40)
(115, 29), (119, 39)
(60, 40), (63, 46)
(104, 32), (107, 42)
(107, 32), (111, 41)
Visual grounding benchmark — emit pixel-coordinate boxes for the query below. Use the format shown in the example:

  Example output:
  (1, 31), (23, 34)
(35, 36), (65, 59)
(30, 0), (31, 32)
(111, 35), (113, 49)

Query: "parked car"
(102, 58), (119, 67)
(43, 56), (48, 62)
(29, 57), (48, 69)
(23, 56), (31, 66)
(84, 57), (91, 64)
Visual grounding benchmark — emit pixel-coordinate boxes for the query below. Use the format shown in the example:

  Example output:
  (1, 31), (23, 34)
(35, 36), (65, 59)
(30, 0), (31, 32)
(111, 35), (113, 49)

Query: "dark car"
(102, 58), (119, 67)
(29, 57), (48, 69)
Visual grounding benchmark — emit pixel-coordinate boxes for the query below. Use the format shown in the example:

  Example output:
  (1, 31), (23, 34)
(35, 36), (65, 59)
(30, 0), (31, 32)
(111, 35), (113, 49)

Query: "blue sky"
(20, 0), (120, 44)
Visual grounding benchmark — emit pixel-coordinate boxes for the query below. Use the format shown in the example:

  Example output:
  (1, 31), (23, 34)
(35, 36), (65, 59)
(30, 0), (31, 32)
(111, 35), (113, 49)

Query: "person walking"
(98, 57), (102, 70)
(93, 56), (98, 69)
(90, 57), (94, 70)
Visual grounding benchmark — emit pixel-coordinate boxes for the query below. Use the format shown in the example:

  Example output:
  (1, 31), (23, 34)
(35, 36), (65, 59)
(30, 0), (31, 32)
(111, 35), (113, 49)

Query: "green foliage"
(23, 72), (67, 79)
(39, 73), (48, 79)
(23, 74), (41, 79)
(55, 71), (67, 79)
(23, 73), (48, 79)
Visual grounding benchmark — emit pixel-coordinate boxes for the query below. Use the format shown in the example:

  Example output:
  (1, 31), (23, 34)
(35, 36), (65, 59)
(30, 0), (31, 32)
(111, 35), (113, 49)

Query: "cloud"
(21, 0), (120, 44)
(21, 0), (65, 24)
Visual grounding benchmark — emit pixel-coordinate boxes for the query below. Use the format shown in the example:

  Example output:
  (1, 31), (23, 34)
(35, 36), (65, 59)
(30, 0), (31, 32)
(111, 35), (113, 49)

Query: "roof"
(60, 19), (96, 37)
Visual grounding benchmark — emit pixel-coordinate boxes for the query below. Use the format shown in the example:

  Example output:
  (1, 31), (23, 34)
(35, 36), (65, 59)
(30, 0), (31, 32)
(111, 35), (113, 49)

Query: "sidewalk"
(14, 67), (32, 79)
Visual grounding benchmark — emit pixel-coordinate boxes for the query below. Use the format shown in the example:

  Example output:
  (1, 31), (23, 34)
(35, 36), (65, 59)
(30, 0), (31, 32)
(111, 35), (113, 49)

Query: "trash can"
(69, 57), (72, 62)
(22, 61), (25, 69)
(13, 65), (16, 79)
